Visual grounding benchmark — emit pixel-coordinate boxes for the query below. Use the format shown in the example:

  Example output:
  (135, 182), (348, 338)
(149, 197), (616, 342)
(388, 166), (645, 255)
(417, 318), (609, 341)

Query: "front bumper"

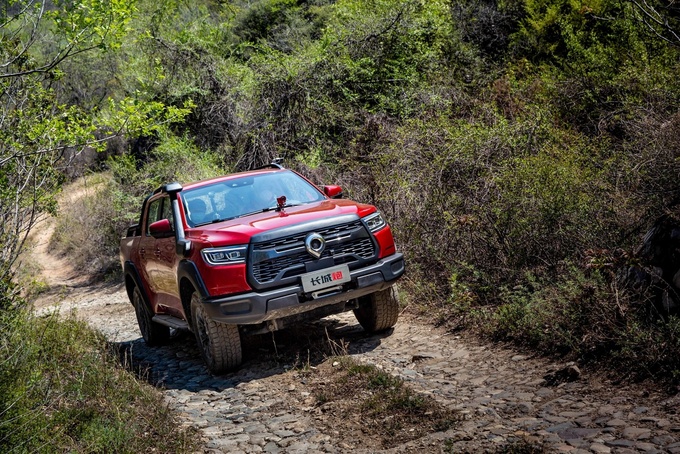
(199, 253), (405, 325)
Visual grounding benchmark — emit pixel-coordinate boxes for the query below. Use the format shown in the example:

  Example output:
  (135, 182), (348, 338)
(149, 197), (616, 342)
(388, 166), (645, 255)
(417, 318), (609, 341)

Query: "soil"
(21, 181), (680, 454)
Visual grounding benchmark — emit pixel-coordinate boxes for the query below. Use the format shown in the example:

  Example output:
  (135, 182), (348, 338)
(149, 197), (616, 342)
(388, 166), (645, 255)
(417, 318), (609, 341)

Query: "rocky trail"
(26, 214), (680, 454)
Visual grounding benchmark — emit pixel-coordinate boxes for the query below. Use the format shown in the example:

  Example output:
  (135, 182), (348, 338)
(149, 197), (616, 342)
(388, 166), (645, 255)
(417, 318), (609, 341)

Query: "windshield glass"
(181, 170), (325, 227)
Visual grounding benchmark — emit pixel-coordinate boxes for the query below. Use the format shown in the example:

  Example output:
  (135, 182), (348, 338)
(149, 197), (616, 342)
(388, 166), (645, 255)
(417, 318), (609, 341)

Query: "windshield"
(181, 170), (325, 227)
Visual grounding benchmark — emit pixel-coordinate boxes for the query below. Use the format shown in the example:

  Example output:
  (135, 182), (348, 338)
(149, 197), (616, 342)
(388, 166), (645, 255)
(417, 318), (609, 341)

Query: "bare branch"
(630, 0), (680, 46)
(0, 1), (46, 72)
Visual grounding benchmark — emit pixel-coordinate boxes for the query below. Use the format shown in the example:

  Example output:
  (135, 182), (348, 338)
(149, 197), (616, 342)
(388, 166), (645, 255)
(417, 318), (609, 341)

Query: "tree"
(0, 0), (190, 304)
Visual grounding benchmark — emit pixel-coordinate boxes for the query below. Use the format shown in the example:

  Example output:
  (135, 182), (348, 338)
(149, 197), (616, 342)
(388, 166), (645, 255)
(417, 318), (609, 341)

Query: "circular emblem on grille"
(305, 233), (325, 259)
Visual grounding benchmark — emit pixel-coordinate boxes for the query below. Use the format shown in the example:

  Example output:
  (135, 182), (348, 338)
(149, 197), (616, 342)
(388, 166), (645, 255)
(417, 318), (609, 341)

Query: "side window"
(145, 198), (162, 235)
(161, 197), (175, 232)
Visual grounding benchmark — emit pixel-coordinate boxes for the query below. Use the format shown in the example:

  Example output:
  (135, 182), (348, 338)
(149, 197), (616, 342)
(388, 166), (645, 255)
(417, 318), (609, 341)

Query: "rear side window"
(145, 199), (162, 235)
(145, 196), (174, 235)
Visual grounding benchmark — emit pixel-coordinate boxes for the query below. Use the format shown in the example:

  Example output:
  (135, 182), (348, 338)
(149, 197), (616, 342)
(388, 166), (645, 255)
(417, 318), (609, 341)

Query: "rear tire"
(132, 285), (170, 346)
(191, 292), (242, 373)
(353, 286), (400, 333)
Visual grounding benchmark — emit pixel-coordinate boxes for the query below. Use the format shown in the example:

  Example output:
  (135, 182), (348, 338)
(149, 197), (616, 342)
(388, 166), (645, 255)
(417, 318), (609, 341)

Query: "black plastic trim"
(123, 261), (150, 307)
(153, 181), (183, 195)
(198, 253), (405, 325)
(177, 260), (210, 299)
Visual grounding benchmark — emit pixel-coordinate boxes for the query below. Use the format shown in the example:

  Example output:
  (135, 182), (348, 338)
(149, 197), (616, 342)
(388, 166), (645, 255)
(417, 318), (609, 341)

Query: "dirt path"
(23, 178), (136, 339)
(22, 185), (680, 453)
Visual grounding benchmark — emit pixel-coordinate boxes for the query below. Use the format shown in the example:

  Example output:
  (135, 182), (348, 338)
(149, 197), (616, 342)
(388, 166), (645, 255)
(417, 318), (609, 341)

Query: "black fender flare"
(177, 260), (209, 325)
(123, 261), (151, 308)
(177, 260), (209, 300)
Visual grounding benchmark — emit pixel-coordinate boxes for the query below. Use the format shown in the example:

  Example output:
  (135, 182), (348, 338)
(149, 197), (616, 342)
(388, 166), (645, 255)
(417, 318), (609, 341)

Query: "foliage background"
(3, 1), (680, 448)
(84, 0), (678, 378)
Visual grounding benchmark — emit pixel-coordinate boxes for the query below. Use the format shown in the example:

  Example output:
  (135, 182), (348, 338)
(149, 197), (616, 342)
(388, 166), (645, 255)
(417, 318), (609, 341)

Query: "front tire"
(191, 292), (242, 373)
(353, 287), (400, 333)
(132, 285), (170, 346)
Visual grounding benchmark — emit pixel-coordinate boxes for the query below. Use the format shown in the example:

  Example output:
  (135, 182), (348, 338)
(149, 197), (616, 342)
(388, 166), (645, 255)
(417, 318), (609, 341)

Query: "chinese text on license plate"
(301, 264), (350, 293)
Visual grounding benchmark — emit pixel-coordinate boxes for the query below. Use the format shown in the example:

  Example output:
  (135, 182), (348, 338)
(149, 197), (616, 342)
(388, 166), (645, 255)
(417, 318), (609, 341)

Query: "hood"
(186, 199), (376, 246)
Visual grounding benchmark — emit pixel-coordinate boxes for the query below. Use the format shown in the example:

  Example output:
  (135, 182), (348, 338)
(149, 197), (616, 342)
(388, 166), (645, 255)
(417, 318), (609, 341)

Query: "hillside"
(2, 0), (680, 450)
(24, 194), (680, 452)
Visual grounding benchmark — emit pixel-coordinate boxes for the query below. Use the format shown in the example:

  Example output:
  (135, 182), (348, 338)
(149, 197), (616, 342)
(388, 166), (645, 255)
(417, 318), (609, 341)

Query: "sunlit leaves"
(102, 96), (194, 136)
(0, 0), (190, 283)
(49, 0), (136, 51)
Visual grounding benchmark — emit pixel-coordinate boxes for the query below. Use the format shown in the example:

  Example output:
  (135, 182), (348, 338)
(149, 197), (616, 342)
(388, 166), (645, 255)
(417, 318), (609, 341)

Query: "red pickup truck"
(119, 163), (405, 373)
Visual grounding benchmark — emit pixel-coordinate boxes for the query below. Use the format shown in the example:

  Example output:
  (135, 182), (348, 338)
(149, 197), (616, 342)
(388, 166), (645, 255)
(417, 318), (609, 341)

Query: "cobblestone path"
(37, 285), (680, 454)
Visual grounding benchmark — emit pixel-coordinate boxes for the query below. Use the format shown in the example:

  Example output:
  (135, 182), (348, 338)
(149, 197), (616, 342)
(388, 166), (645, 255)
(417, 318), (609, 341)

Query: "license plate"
(300, 265), (350, 293)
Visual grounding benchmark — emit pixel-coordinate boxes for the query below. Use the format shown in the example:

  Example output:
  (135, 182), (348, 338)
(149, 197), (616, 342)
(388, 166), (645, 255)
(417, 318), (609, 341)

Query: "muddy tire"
(353, 287), (400, 333)
(191, 292), (242, 374)
(132, 285), (170, 346)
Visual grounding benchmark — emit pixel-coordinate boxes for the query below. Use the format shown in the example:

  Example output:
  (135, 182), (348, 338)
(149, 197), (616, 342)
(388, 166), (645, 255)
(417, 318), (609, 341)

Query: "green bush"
(31, 0), (680, 381)
(0, 304), (196, 452)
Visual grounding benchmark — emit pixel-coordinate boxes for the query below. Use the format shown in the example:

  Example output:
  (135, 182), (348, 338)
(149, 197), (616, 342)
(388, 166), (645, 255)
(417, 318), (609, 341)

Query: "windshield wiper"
(194, 216), (237, 227)
(261, 202), (301, 213)
(233, 203), (303, 219)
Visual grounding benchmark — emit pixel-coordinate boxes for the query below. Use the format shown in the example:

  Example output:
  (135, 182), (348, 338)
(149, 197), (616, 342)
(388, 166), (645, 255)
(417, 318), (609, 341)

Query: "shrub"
(51, 132), (223, 278)
(0, 304), (196, 452)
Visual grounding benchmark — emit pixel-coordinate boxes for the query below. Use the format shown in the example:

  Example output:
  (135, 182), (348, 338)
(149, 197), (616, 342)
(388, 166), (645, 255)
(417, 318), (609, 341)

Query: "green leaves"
(0, 0), (194, 284)
(49, 0), (136, 51)
(102, 97), (194, 137)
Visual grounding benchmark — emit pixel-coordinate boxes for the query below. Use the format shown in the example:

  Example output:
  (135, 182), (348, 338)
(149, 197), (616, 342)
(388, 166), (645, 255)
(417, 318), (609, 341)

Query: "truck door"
(154, 196), (183, 318)
(139, 197), (162, 311)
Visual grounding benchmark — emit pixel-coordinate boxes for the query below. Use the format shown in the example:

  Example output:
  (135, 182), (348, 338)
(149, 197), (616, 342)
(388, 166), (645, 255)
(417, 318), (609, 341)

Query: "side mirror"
(149, 219), (174, 239)
(323, 185), (343, 199)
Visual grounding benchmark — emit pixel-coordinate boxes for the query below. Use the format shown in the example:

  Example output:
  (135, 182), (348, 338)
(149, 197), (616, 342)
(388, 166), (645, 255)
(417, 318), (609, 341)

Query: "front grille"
(253, 221), (363, 251)
(249, 219), (376, 289)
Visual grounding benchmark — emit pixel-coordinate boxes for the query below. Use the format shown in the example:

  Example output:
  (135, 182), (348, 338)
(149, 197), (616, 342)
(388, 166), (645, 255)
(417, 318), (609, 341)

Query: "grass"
(0, 306), (198, 453)
(442, 438), (547, 453)
(310, 356), (460, 448)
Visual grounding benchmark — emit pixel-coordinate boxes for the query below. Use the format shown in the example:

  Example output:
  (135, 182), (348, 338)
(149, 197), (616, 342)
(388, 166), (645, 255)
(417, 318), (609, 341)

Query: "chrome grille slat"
(253, 220), (364, 251)
(249, 220), (376, 287)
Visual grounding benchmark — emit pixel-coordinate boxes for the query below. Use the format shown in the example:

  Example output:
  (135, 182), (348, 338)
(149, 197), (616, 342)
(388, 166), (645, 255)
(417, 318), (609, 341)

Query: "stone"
(622, 427), (651, 440)
(557, 428), (601, 440)
(656, 419), (672, 428)
(566, 438), (590, 449)
(547, 422), (576, 433)
(262, 442), (280, 453)
(605, 439), (636, 448)
(590, 443), (611, 453)
(515, 402), (534, 414)
(559, 411), (588, 418)
(606, 419), (626, 427)
(635, 442), (660, 452)
(651, 434), (676, 445)
(544, 365), (581, 386)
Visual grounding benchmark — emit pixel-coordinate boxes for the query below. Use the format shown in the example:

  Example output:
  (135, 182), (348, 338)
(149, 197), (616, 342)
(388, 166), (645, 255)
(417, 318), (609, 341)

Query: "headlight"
(201, 245), (248, 265)
(363, 212), (387, 232)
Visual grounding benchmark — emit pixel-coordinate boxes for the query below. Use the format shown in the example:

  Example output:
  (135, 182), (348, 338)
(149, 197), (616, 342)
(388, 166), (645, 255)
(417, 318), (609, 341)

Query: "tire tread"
(353, 287), (399, 333)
